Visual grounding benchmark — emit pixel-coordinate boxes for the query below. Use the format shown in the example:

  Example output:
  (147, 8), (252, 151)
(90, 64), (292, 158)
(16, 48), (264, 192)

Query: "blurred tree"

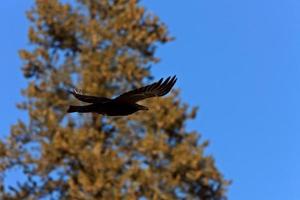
(0, 0), (229, 199)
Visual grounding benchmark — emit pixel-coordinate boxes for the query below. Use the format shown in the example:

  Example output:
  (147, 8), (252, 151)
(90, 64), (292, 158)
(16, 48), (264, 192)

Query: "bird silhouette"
(67, 76), (177, 116)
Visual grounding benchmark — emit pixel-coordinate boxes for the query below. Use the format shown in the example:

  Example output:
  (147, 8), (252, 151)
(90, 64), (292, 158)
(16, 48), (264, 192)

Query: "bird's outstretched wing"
(115, 76), (177, 103)
(69, 88), (111, 103)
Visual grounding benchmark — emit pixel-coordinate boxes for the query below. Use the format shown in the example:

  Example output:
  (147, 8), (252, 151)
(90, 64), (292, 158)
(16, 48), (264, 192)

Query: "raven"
(67, 76), (177, 116)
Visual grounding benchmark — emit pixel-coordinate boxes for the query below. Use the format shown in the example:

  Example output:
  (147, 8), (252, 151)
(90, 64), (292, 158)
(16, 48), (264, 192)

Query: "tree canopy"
(0, 0), (229, 199)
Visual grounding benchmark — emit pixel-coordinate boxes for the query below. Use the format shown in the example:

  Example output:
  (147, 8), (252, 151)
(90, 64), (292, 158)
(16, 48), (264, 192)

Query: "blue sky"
(1, 1), (299, 199)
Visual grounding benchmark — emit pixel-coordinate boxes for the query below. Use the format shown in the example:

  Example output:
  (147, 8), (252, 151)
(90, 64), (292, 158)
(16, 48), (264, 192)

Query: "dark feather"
(67, 76), (177, 116)
(69, 88), (111, 103)
(114, 75), (177, 103)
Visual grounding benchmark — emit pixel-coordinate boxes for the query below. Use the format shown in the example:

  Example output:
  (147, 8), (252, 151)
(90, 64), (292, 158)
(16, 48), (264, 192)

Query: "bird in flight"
(67, 76), (177, 116)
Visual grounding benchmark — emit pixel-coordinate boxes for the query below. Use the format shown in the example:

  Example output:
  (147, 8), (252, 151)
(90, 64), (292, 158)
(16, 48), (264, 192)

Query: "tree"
(0, 0), (229, 199)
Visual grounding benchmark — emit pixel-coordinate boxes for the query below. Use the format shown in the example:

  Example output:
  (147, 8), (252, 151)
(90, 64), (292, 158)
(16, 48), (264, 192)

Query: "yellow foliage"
(0, 0), (229, 199)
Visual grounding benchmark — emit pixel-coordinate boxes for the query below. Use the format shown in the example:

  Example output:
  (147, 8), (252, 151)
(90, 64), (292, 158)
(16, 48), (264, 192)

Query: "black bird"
(67, 76), (177, 116)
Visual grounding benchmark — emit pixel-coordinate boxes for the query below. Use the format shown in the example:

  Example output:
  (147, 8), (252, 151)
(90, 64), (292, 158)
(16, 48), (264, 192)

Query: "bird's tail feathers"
(67, 105), (93, 113)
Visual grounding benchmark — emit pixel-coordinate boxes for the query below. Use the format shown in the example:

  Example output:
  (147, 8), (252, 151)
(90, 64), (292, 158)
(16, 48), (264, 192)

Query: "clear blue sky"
(1, 1), (299, 199)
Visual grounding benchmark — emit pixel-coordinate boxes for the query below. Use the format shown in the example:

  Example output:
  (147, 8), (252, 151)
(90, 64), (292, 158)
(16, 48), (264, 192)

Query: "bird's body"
(67, 76), (176, 116)
(68, 101), (148, 116)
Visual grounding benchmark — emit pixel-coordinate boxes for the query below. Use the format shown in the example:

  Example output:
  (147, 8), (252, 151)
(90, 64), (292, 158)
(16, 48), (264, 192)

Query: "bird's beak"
(139, 105), (149, 111)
